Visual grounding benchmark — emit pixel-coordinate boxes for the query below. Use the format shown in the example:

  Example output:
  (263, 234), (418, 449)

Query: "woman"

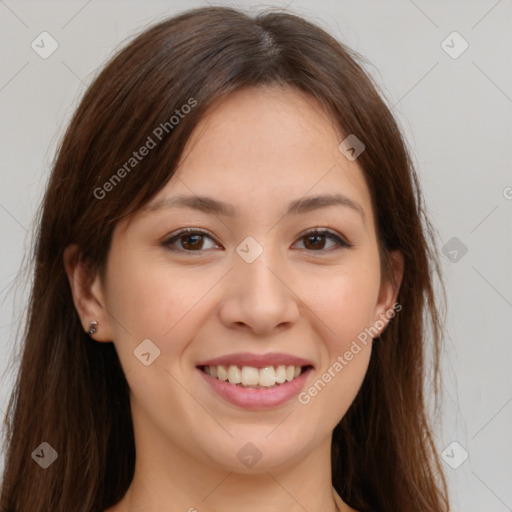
(0, 6), (449, 512)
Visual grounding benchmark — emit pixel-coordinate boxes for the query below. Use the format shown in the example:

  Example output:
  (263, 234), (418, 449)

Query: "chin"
(197, 431), (316, 474)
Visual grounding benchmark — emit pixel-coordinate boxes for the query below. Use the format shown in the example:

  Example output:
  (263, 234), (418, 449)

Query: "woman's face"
(85, 86), (402, 473)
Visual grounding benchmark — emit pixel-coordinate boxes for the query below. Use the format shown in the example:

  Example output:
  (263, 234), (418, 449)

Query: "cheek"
(297, 267), (377, 418)
(304, 260), (381, 350)
(296, 254), (379, 410)
(104, 250), (217, 354)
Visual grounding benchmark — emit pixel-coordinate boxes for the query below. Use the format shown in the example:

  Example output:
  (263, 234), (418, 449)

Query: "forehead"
(143, 86), (375, 228)
(177, 85), (347, 177)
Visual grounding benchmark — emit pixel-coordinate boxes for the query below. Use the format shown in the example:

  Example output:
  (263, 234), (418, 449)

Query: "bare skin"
(65, 85), (403, 512)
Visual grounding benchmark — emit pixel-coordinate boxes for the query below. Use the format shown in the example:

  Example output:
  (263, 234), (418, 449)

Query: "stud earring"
(88, 321), (98, 335)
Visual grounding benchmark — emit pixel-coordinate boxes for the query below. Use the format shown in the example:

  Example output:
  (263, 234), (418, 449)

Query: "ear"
(372, 249), (404, 336)
(63, 244), (113, 342)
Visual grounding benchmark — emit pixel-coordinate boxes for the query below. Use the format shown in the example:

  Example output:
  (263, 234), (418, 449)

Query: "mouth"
(198, 364), (313, 388)
(195, 353), (314, 409)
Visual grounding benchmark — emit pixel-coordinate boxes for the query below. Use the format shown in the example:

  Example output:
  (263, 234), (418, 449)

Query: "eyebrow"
(144, 193), (365, 221)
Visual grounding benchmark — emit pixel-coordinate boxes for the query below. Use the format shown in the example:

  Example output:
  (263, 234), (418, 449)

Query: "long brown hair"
(1, 6), (449, 511)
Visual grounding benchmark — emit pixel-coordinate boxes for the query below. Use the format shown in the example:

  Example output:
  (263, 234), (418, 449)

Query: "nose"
(218, 246), (300, 336)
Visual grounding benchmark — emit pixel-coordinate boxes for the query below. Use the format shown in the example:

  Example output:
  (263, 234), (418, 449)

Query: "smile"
(196, 352), (314, 409)
(199, 364), (309, 388)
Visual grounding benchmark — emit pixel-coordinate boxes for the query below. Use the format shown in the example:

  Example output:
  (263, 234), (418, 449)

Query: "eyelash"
(161, 227), (352, 254)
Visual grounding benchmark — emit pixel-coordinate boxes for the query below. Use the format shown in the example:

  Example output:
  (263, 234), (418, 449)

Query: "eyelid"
(161, 228), (221, 252)
(295, 227), (352, 247)
(161, 227), (352, 253)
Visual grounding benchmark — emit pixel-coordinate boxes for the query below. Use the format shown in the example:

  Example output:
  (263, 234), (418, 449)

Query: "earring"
(88, 321), (98, 335)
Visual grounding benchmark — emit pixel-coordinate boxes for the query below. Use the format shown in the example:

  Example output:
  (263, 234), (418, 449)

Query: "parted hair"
(1, 6), (448, 512)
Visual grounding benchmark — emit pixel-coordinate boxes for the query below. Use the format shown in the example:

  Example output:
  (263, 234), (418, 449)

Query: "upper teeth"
(203, 365), (303, 387)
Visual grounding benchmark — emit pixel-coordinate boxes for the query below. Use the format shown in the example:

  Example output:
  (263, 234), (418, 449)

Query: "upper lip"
(196, 352), (314, 369)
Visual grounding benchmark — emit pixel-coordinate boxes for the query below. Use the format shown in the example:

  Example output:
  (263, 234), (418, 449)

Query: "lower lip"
(198, 367), (313, 410)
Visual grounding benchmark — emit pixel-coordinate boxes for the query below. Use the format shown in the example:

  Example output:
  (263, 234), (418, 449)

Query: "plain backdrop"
(0, 1), (511, 510)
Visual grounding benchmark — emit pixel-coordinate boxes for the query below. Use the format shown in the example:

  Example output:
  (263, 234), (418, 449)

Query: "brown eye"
(162, 228), (351, 255)
(162, 229), (219, 253)
(295, 230), (351, 252)
(303, 233), (327, 250)
(180, 234), (205, 250)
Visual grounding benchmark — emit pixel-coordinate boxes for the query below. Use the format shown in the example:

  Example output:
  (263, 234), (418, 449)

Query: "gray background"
(1, 0), (511, 510)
